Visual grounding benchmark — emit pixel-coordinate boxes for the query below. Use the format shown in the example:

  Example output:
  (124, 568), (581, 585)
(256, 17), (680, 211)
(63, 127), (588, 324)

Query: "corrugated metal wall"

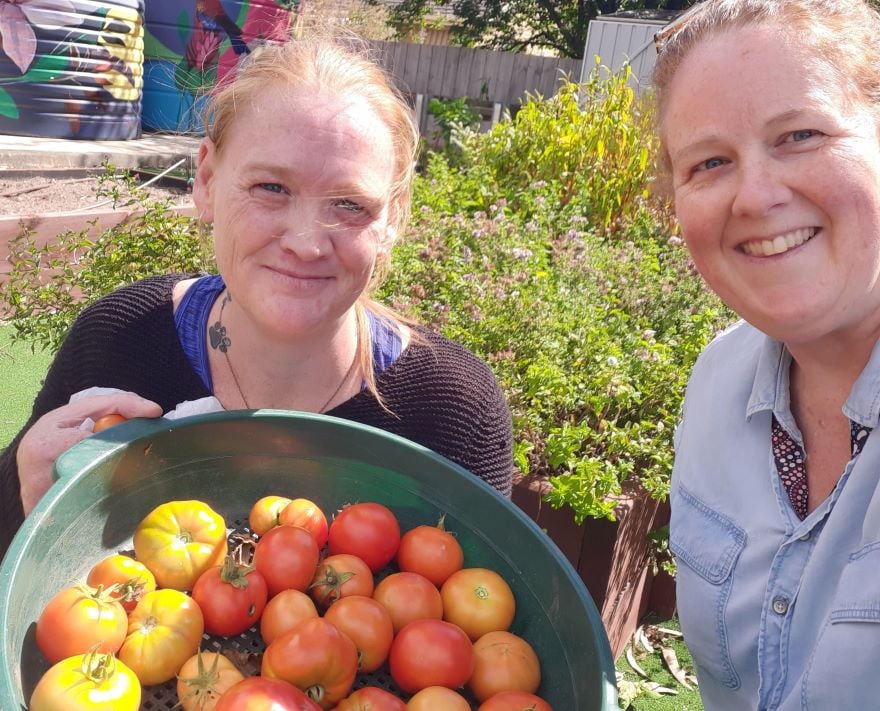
(581, 18), (667, 91)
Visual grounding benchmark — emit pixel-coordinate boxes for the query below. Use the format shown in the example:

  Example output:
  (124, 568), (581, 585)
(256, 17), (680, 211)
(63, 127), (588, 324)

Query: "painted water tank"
(0, 0), (144, 139)
(142, 0), (297, 133)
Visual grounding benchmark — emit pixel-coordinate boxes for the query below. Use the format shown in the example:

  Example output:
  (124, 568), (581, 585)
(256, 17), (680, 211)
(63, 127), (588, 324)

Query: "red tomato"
(192, 556), (269, 636)
(261, 589), (319, 645)
(396, 517), (464, 587)
(477, 691), (554, 711)
(93, 414), (127, 432)
(255, 524), (321, 598)
(441, 568), (516, 641)
(333, 686), (406, 711)
(176, 651), (245, 711)
(388, 619), (474, 695)
(467, 631), (541, 702)
(262, 617), (359, 709)
(322, 595), (394, 673)
(119, 588), (205, 686)
(328, 502), (400, 573)
(87, 554), (157, 613)
(36, 583), (128, 664)
(249, 495), (292, 536)
(215, 676), (322, 711)
(309, 553), (374, 609)
(280, 498), (329, 548)
(407, 686), (471, 710)
(372, 571), (443, 634)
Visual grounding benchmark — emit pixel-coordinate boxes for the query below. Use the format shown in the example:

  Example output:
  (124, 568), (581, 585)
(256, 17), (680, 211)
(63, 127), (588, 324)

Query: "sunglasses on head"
(654, 1), (708, 54)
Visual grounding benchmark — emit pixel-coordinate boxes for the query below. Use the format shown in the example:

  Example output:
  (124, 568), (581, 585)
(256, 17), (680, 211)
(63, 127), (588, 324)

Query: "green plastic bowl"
(0, 410), (617, 710)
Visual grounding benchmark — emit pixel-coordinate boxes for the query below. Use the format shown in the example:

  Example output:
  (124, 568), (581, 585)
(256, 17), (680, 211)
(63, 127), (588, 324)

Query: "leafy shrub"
(1, 169), (214, 352)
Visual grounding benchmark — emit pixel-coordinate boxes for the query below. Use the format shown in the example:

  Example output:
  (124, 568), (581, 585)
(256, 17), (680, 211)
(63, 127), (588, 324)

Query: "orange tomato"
(396, 518), (464, 587)
(93, 414), (127, 432)
(441, 568), (516, 641)
(309, 553), (374, 609)
(372, 571), (443, 634)
(477, 691), (554, 711)
(467, 630), (541, 702)
(36, 583), (128, 664)
(406, 686), (471, 710)
(261, 589), (320, 645)
(119, 588), (205, 686)
(261, 617), (358, 709)
(323, 595), (394, 673)
(279, 498), (329, 548)
(133, 499), (228, 591)
(176, 650), (245, 711)
(87, 553), (157, 612)
(249, 495), (292, 536)
(334, 686), (406, 710)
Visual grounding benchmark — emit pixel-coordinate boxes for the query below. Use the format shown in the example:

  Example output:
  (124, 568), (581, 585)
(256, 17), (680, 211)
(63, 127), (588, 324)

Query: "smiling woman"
(653, 1), (880, 709)
(0, 34), (515, 560)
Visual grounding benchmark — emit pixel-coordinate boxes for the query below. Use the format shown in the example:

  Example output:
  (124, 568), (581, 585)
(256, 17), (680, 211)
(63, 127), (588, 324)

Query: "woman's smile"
(739, 227), (819, 257)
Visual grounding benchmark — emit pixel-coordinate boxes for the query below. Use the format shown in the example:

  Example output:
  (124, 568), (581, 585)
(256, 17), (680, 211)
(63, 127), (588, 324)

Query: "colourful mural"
(142, 0), (298, 133)
(0, 0), (144, 139)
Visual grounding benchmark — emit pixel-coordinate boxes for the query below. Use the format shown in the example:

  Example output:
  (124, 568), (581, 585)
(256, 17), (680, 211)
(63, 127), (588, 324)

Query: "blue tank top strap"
(367, 311), (402, 375)
(174, 274), (225, 391)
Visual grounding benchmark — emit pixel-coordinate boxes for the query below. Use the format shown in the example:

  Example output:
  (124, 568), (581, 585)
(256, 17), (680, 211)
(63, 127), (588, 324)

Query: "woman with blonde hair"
(1, 37), (514, 559)
(654, 0), (880, 707)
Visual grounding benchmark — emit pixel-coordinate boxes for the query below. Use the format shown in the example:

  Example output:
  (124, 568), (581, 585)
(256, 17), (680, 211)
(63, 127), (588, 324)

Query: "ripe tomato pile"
(28, 496), (555, 711)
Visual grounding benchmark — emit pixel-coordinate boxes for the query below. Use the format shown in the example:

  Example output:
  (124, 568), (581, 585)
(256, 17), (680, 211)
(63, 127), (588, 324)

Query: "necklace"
(208, 290), (359, 412)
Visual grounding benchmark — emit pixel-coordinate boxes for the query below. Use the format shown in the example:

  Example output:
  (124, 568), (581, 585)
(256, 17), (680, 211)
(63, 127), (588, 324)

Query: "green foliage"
(427, 96), (482, 157)
(1, 168), (214, 352)
(382, 65), (733, 522)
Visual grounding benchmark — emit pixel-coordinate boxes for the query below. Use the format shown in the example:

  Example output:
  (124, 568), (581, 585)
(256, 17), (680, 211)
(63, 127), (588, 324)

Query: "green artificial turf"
(615, 616), (704, 710)
(0, 325), (52, 451)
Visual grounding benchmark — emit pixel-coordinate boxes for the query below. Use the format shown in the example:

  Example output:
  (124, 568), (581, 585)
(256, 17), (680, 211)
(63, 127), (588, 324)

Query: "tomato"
(36, 583), (128, 664)
(309, 553), (374, 609)
(249, 495), (292, 536)
(323, 595), (394, 673)
(87, 553), (157, 612)
(215, 677), (322, 711)
(334, 687), (406, 711)
(396, 517), (464, 587)
(388, 619), (474, 695)
(407, 686), (471, 711)
(29, 650), (140, 711)
(177, 651), (245, 711)
(92, 414), (128, 432)
(133, 499), (228, 591)
(261, 589), (319, 645)
(441, 568), (516, 641)
(262, 617), (359, 709)
(280, 498), (329, 548)
(476, 691), (554, 711)
(192, 556), (269, 636)
(255, 524), (321, 598)
(328, 502), (400, 573)
(119, 588), (205, 686)
(467, 631), (541, 702)
(372, 571), (443, 634)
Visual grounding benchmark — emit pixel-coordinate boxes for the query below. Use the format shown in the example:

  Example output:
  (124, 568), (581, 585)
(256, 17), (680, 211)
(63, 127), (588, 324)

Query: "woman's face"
(194, 84), (397, 341)
(663, 24), (880, 347)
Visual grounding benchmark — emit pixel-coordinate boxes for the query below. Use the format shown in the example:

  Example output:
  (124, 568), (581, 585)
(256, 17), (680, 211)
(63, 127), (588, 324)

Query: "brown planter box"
(512, 476), (673, 659)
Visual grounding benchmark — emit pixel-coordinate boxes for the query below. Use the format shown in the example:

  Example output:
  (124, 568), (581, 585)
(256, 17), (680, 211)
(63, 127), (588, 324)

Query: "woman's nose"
(731, 158), (792, 218)
(279, 203), (330, 259)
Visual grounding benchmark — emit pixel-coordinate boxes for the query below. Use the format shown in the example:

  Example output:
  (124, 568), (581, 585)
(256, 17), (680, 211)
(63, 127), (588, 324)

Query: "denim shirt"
(671, 320), (880, 711)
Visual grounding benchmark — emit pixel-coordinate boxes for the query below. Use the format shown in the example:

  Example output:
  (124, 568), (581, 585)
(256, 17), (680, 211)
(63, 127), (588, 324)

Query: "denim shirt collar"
(745, 333), (880, 429)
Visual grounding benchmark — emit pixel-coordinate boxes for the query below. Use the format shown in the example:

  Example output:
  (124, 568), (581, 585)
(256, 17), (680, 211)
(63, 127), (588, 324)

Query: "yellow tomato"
(467, 630), (541, 702)
(119, 588), (205, 686)
(87, 554), (157, 612)
(30, 650), (141, 711)
(407, 686), (471, 710)
(133, 500), (228, 591)
(177, 650), (245, 711)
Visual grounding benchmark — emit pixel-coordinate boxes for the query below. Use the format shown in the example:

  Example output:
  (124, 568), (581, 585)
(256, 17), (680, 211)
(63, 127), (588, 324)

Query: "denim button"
(773, 597), (790, 615)
(799, 532), (811, 541)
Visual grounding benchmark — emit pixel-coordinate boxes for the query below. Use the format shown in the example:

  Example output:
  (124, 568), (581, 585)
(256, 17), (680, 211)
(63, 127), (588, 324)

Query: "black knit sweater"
(0, 274), (514, 559)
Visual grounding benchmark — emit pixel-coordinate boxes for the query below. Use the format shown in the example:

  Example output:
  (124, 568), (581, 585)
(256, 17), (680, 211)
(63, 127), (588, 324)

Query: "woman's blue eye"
(336, 199), (364, 213)
(259, 183), (285, 194)
(790, 129), (817, 142)
(696, 157), (726, 172)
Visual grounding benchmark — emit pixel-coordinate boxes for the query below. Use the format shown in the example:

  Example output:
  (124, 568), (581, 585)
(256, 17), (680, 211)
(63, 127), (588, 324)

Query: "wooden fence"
(369, 41), (582, 106)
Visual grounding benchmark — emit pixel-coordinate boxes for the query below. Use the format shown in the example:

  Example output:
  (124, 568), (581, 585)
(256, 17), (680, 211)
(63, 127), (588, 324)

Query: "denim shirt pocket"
(670, 486), (746, 689)
(802, 542), (880, 710)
